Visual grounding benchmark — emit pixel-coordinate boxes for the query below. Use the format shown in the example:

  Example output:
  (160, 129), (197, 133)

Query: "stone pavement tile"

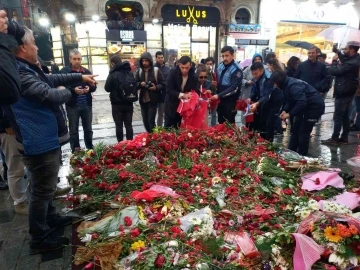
(0, 223), (10, 242)
(4, 227), (27, 248)
(16, 254), (41, 270)
(10, 214), (28, 230)
(39, 258), (63, 270)
(0, 209), (15, 224)
(0, 246), (21, 270)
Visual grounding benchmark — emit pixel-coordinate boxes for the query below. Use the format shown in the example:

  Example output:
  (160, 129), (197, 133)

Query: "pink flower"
(228, 220), (235, 226)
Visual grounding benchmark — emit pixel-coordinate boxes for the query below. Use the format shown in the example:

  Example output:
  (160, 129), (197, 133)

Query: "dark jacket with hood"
(281, 77), (325, 119)
(294, 59), (327, 93)
(3, 58), (82, 155)
(60, 65), (97, 107)
(135, 52), (165, 105)
(104, 61), (133, 108)
(242, 53), (263, 99)
(164, 66), (198, 118)
(328, 53), (360, 98)
(0, 34), (21, 105)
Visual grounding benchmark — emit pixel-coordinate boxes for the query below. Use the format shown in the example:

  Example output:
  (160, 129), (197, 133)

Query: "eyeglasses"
(199, 76), (207, 79)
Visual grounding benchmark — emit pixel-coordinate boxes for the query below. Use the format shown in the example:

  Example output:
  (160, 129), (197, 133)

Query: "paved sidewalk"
(0, 96), (359, 269)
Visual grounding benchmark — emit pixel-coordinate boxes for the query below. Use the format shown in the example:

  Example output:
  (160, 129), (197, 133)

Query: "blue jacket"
(250, 71), (273, 105)
(217, 60), (243, 101)
(282, 77), (325, 117)
(3, 58), (82, 155)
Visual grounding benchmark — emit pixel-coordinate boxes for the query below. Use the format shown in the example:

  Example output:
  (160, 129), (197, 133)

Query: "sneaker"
(54, 186), (71, 198)
(29, 236), (69, 255)
(338, 138), (349, 144)
(350, 125), (360, 131)
(47, 214), (73, 229)
(15, 202), (28, 215)
(321, 138), (339, 145)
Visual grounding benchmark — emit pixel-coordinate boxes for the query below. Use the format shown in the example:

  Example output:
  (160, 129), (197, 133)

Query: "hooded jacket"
(242, 53), (264, 99)
(281, 77), (325, 118)
(105, 61), (133, 106)
(135, 52), (165, 105)
(328, 53), (360, 98)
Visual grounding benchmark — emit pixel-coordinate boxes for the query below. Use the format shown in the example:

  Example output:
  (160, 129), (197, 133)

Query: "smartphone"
(333, 43), (338, 53)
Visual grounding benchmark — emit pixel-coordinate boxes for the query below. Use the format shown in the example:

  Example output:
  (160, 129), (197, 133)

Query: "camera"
(144, 81), (153, 89)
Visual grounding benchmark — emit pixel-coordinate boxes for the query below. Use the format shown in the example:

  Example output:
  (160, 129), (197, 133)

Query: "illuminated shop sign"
(167, 23), (216, 32)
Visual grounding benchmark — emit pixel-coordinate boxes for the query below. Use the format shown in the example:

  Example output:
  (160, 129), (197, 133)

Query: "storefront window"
(235, 8), (250, 24)
(276, 22), (339, 64)
(105, 0), (144, 30)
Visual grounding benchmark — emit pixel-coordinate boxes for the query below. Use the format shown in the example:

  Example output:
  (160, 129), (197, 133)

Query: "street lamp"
(64, 13), (76, 23)
(39, 17), (50, 27)
(92, 15), (100, 22)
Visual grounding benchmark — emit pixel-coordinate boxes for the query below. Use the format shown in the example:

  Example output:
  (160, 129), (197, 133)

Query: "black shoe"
(338, 138), (349, 144)
(47, 214), (73, 229)
(29, 236), (69, 255)
(321, 138), (339, 145)
(0, 179), (8, 190)
(350, 125), (360, 131)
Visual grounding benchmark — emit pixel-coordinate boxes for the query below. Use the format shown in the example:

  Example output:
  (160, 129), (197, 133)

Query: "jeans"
(22, 148), (60, 244)
(140, 102), (158, 133)
(112, 104), (133, 142)
(349, 98), (357, 122)
(0, 149), (7, 181)
(354, 96), (360, 127)
(66, 105), (93, 153)
(332, 96), (353, 140)
(289, 116), (317, 156)
(157, 103), (165, 127)
(0, 133), (27, 205)
(217, 100), (237, 124)
(210, 109), (217, 126)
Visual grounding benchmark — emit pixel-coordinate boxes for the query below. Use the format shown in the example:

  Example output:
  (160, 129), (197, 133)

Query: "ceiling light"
(39, 17), (50, 27)
(64, 13), (76, 22)
(92, 14), (100, 22)
(122, 7), (132, 12)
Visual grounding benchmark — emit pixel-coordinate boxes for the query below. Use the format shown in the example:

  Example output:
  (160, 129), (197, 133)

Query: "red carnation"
(154, 254), (166, 268)
(124, 216), (133, 226)
(282, 188), (293, 195)
(315, 178), (320, 185)
(130, 227), (140, 237)
(225, 186), (238, 196)
(170, 226), (182, 234)
(98, 182), (107, 190)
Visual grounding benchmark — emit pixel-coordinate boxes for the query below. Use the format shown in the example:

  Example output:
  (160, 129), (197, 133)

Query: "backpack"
(139, 67), (159, 84)
(119, 71), (138, 102)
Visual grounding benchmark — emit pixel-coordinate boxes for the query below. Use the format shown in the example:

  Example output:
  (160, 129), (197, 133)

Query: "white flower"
(161, 205), (168, 215)
(188, 133), (192, 137)
(191, 217), (202, 225)
(80, 234), (92, 243)
(212, 176), (221, 184)
(80, 194), (88, 202)
(308, 199), (320, 210)
(329, 253), (345, 266)
(125, 163), (130, 167)
(199, 199), (204, 203)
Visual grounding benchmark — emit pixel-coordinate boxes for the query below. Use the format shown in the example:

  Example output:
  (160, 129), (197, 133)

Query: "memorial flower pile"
(66, 124), (360, 269)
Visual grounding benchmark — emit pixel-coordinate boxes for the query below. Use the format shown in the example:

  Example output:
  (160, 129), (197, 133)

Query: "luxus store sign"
(161, 4), (220, 25)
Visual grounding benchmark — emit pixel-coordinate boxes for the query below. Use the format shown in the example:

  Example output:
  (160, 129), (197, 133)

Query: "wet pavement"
(0, 94), (359, 269)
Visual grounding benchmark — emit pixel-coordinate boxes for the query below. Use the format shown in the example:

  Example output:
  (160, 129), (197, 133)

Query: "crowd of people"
(0, 8), (360, 255)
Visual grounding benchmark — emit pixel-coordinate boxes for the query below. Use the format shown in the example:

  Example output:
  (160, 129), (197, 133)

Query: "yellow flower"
(86, 149), (94, 157)
(131, 240), (145, 251)
(137, 206), (145, 220)
(324, 226), (343, 243)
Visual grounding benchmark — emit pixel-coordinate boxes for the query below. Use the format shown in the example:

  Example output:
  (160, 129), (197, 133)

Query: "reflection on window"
(235, 8), (250, 24)
(105, 1), (144, 30)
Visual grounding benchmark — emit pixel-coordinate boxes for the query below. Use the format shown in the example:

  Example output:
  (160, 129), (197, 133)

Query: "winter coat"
(0, 34), (20, 105)
(281, 77), (325, 118)
(60, 65), (97, 107)
(154, 63), (171, 103)
(285, 67), (297, 78)
(164, 66), (198, 118)
(294, 60), (327, 93)
(250, 71), (274, 105)
(328, 53), (360, 98)
(241, 53), (265, 99)
(217, 60), (243, 102)
(104, 61), (133, 108)
(3, 58), (82, 155)
(135, 52), (166, 105)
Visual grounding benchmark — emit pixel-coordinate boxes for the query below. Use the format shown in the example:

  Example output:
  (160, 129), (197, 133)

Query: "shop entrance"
(191, 42), (209, 63)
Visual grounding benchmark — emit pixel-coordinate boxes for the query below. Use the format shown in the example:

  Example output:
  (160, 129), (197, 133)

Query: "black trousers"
(140, 102), (158, 133)
(112, 104), (133, 142)
(165, 113), (182, 129)
(217, 100), (237, 124)
(248, 109), (278, 142)
(289, 116), (317, 156)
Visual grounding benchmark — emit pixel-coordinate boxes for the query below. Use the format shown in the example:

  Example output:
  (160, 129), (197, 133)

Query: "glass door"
(191, 42), (209, 64)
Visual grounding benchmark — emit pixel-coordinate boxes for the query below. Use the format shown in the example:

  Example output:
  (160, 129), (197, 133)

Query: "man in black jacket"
(0, 10), (20, 105)
(164, 56), (198, 129)
(135, 52), (165, 133)
(105, 55), (134, 142)
(154, 51), (171, 127)
(3, 26), (97, 254)
(322, 42), (360, 145)
(60, 49), (97, 153)
(295, 47), (327, 95)
(271, 71), (325, 156)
